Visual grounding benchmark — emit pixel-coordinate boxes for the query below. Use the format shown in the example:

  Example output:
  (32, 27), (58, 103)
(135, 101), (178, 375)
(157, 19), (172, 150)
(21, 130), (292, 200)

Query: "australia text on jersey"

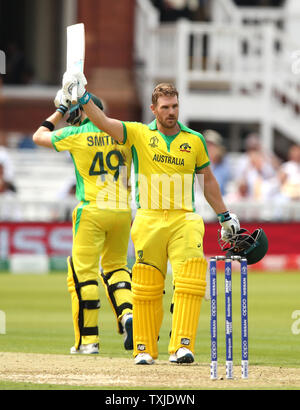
(153, 154), (185, 166)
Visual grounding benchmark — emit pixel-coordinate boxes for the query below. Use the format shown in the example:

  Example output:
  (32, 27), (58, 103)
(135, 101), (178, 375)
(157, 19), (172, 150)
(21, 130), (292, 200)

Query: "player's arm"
(197, 166), (240, 236)
(33, 90), (70, 148)
(33, 111), (63, 148)
(197, 165), (227, 214)
(83, 99), (124, 143)
(62, 71), (124, 143)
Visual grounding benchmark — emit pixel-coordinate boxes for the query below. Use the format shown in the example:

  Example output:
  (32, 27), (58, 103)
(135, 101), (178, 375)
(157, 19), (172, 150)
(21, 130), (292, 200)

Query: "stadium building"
(0, 0), (299, 272)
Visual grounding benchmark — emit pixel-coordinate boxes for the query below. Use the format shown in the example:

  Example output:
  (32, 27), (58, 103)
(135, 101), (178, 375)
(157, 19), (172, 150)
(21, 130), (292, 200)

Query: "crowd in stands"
(202, 130), (300, 209)
(0, 130), (299, 221)
(0, 146), (21, 221)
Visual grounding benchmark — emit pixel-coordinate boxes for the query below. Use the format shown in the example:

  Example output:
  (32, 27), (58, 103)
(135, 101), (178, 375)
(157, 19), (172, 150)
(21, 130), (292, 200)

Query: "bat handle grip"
(71, 85), (78, 105)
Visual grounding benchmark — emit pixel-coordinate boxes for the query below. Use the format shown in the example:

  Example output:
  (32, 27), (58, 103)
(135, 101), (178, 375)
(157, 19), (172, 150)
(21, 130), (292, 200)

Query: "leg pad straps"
(100, 268), (133, 333)
(67, 257), (100, 348)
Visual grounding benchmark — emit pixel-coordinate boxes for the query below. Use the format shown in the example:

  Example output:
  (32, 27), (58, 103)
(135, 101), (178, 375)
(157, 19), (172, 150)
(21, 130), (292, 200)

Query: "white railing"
(135, 7), (292, 90)
(134, 0), (300, 149)
(0, 198), (78, 222)
(212, 0), (284, 27)
(211, 0), (241, 24)
(238, 6), (284, 26)
(135, 0), (160, 71)
(136, 21), (283, 104)
(1, 198), (299, 223)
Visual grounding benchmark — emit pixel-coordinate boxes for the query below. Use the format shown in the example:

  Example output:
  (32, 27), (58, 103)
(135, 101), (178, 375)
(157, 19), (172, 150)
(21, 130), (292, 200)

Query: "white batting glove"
(62, 71), (87, 101)
(54, 89), (70, 116)
(218, 212), (240, 242)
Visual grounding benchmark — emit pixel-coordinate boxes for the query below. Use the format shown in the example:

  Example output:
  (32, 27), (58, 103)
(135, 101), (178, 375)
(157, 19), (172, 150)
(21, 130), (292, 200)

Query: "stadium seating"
(7, 148), (75, 221)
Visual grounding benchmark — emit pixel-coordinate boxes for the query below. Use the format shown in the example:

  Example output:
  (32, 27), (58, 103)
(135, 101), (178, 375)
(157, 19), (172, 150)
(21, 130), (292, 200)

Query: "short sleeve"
(51, 126), (78, 152)
(121, 122), (145, 147)
(195, 134), (210, 171)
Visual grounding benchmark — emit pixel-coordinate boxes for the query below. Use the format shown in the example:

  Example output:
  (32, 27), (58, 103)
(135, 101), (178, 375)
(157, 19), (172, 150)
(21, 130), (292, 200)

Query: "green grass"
(0, 270), (300, 389)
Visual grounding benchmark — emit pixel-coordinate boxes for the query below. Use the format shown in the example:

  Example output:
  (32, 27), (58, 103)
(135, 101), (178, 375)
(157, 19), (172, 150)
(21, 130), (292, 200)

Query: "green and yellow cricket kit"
(52, 119), (133, 350)
(52, 118), (132, 207)
(123, 120), (210, 211)
(122, 119), (209, 359)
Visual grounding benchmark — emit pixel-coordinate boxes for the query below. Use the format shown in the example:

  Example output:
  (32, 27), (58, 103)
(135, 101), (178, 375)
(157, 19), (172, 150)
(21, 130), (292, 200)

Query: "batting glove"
(54, 89), (70, 116)
(218, 211), (240, 241)
(62, 71), (88, 101)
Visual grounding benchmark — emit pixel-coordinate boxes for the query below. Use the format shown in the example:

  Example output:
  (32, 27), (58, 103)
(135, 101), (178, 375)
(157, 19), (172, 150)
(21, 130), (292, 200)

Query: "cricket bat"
(67, 23), (85, 105)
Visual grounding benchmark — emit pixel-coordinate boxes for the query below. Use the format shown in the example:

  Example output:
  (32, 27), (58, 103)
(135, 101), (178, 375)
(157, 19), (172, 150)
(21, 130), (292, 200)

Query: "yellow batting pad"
(67, 257), (81, 348)
(132, 263), (165, 359)
(100, 268), (133, 334)
(169, 257), (207, 355)
(67, 257), (100, 349)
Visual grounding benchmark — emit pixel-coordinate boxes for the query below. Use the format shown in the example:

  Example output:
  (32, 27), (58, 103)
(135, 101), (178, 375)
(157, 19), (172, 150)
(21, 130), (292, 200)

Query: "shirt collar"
(148, 119), (189, 132)
(82, 118), (91, 125)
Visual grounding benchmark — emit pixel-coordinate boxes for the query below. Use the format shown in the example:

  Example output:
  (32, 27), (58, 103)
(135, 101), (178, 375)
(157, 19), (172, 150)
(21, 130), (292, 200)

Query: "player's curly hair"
(152, 83), (179, 106)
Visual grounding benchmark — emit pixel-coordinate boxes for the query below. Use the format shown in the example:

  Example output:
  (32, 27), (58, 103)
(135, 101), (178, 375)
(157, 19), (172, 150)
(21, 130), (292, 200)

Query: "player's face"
(151, 96), (179, 130)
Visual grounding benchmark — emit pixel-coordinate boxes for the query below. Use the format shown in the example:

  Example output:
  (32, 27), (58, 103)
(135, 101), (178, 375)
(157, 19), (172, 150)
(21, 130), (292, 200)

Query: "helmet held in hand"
(218, 228), (268, 265)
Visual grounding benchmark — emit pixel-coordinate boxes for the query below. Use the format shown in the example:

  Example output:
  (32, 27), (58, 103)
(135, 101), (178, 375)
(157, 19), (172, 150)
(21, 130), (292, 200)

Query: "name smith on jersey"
(87, 135), (117, 147)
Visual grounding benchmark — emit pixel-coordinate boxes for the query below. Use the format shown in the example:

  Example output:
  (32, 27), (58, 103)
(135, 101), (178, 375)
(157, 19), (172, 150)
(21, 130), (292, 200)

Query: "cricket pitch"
(0, 352), (300, 389)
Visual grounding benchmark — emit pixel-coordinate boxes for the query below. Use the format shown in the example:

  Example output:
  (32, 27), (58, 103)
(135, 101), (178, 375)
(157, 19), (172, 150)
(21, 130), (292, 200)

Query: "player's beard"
(157, 114), (178, 131)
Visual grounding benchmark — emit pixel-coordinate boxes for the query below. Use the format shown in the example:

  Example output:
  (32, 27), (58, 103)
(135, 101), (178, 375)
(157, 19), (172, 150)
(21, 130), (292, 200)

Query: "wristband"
(217, 211), (230, 223)
(41, 121), (55, 131)
(78, 91), (91, 105)
(56, 104), (68, 116)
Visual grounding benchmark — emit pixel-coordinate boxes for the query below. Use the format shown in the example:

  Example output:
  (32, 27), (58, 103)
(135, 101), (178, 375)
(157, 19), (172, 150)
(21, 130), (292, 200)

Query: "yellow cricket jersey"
(51, 118), (132, 209)
(122, 119), (210, 211)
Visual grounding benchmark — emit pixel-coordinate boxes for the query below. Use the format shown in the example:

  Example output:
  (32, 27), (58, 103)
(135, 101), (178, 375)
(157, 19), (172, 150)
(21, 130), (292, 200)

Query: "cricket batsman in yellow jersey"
(62, 73), (240, 365)
(33, 91), (134, 354)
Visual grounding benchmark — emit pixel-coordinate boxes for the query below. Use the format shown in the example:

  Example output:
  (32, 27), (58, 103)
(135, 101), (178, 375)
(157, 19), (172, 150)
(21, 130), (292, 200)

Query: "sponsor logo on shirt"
(179, 143), (191, 153)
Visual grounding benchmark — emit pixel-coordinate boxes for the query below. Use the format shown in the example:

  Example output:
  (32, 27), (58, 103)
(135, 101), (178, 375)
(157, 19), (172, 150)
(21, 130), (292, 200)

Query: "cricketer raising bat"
(67, 23), (85, 105)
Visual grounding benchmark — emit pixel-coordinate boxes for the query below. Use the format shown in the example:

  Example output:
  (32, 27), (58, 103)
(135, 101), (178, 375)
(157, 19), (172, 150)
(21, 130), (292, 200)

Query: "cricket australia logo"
(180, 143), (191, 153)
(149, 136), (159, 148)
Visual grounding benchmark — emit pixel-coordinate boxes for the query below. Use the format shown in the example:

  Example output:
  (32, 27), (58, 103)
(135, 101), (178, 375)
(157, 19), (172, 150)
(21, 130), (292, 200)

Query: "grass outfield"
(0, 270), (300, 390)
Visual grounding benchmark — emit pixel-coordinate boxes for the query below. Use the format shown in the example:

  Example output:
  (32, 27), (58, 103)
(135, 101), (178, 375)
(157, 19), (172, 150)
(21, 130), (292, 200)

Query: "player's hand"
(218, 212), (240, 241)
(62, 71), (87, 100)
(54, 89), (70, 116)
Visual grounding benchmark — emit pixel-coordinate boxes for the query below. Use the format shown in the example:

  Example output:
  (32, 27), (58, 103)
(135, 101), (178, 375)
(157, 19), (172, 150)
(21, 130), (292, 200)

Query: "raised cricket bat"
(67, 23), (85, 105)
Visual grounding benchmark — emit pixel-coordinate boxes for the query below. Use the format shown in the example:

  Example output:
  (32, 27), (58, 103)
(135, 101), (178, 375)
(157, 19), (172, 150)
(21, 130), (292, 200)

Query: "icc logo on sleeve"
(149, 136), (159, 148)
